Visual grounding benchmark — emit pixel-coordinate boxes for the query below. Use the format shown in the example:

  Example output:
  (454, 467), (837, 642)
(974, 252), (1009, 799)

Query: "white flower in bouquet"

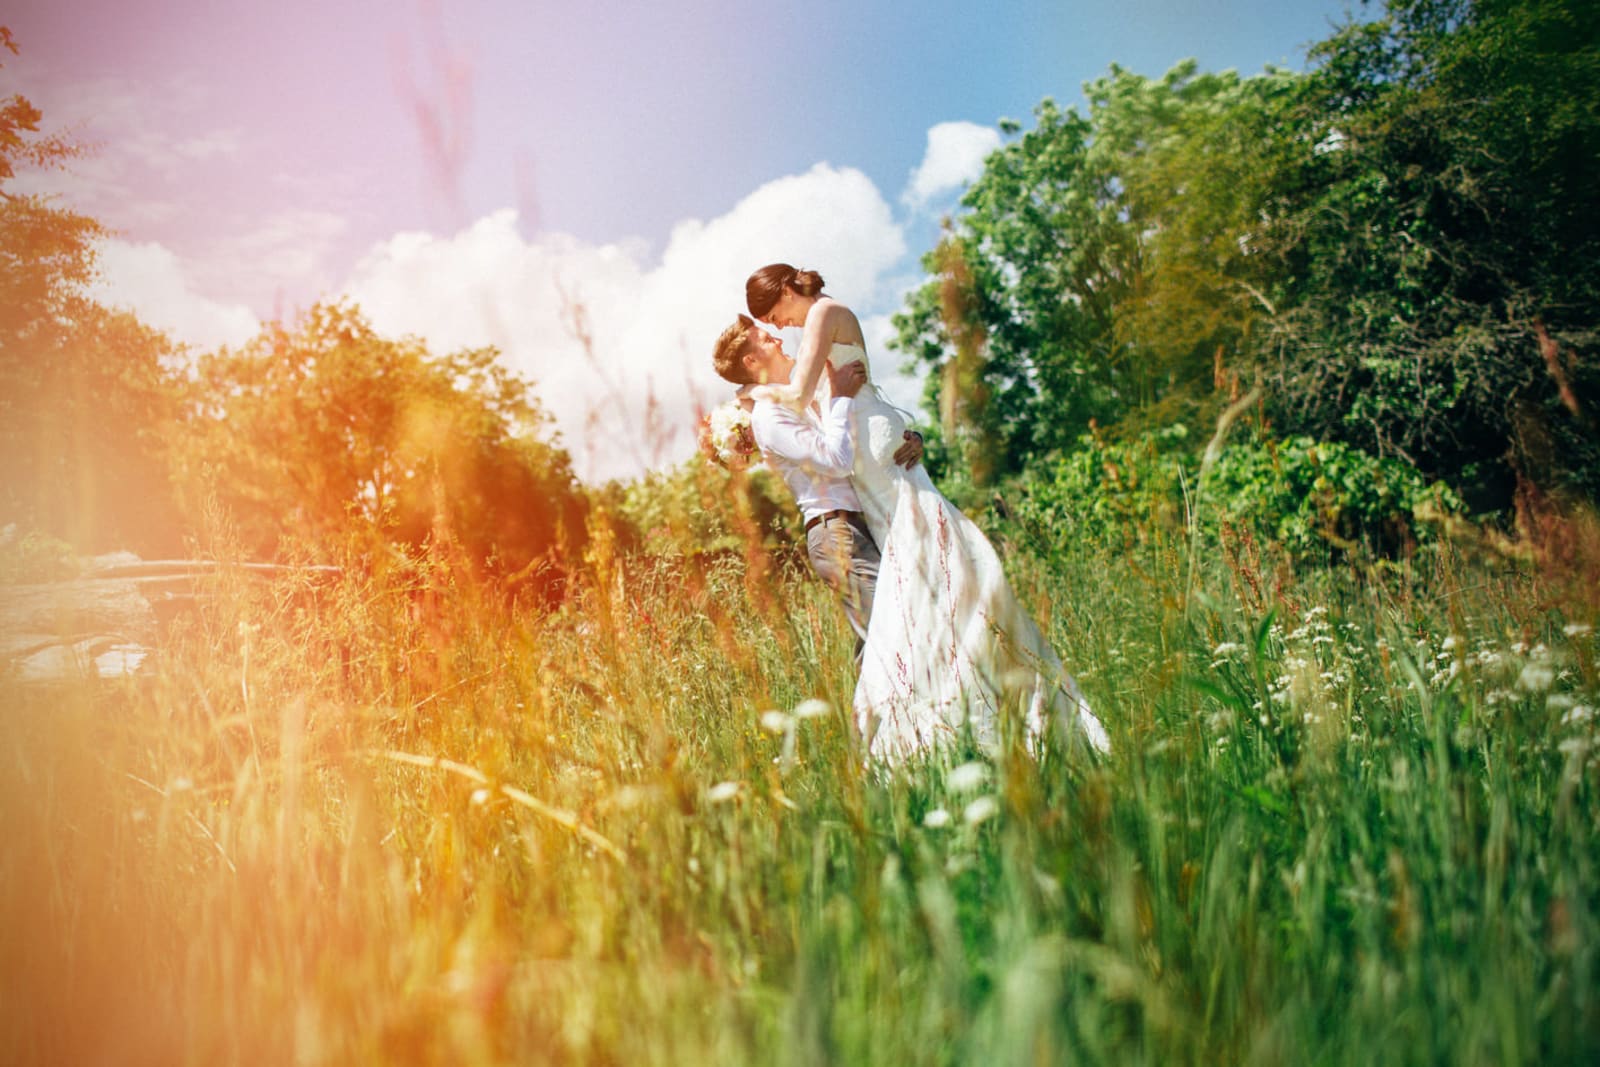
(698, 399), (757, 469)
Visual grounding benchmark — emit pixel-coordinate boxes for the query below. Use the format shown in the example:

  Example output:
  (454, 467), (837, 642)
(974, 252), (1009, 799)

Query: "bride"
(743, 263), (1109, 760)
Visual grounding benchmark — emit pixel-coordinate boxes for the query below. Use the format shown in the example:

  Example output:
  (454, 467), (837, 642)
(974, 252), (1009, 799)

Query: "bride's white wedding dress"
(820, 342), (1110, 762)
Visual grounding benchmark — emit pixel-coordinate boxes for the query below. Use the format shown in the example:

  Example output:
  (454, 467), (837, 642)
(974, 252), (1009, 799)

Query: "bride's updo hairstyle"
(746, 263), (824, 319)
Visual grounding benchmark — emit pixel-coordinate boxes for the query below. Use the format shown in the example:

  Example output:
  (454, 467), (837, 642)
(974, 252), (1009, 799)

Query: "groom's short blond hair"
(712, 314), (759, 385)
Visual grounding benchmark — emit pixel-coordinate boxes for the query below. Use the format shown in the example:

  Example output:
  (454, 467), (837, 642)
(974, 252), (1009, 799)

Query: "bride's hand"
(893, 430), (924, 469)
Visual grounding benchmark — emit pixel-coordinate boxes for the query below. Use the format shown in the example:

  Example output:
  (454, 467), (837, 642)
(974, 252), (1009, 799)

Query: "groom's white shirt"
(748, 394), (862, 520)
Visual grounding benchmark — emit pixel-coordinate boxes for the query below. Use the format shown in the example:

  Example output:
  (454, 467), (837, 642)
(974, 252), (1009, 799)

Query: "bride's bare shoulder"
(806, 297), (864, 343)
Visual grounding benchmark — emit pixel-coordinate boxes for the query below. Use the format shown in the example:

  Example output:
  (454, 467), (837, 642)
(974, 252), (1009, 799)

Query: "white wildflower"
(963, 795), (1000, 826)
(706, 781), (742, 803)
(1212, 642), (1244, 659)
(1562, 705), (1595, 726)
(923, 808), (952, 829)
(948, 761), (989, 792)
(1517, 662), (1556, 693)
(759, 711), (792, 734)
(1563, 622), (1593, 638)
(793, 698), (831, 719)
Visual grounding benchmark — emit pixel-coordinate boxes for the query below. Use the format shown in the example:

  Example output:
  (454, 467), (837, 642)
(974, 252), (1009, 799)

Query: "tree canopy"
(180, 303), (587, 599)
(1, 29), (184, 552)
(892, 0), (1599, 511)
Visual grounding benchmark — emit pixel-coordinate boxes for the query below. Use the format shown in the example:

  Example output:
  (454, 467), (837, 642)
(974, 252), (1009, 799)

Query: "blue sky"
(7, 0), (1362, 479)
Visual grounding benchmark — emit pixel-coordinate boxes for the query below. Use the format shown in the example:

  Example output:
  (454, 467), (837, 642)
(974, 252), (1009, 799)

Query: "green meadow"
(5, 511), (1596, 1065)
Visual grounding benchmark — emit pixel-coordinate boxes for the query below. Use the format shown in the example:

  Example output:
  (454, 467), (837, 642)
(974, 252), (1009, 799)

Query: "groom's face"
(742, 330), (793, 385)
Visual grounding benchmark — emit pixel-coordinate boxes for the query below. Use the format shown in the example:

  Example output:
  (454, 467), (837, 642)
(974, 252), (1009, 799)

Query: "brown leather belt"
(803, 509), (856, 533)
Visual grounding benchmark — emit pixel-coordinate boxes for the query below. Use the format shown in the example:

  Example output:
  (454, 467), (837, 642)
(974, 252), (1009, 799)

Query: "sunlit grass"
(2, 522), (1597, 1064)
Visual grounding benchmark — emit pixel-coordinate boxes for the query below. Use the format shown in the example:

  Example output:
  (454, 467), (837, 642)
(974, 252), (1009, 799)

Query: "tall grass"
(2, 519), (1597, 1064)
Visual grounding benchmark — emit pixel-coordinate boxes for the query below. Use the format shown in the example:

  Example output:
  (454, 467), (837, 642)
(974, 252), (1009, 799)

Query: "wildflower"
(1517, 661), (1556, 693)
(1442, 635), (1461, 651)
(1212, 642), (1244, 659)
(1562, 705), (1595, 726)
(793, 698), (831, 719)
(706, 781), (742, 803)
(948, 761), (988, 792)
(759, 711), (792, 734)
(923, 808), (952, 829)
(1563, 622), (1593, 639)
(963, 796), (1000, 826)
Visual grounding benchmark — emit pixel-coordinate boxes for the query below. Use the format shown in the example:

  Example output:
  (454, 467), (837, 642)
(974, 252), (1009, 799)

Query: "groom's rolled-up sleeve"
(753, 398), (855, 474)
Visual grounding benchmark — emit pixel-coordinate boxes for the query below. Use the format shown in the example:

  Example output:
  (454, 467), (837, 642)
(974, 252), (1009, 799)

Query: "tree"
(892, 64), (1303, 483)
(0, 28), (186, 553)
(180, 303), (587, 600)
(1260, 0), (1600, 507)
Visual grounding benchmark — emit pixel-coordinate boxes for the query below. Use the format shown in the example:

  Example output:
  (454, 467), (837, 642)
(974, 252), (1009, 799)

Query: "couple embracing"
(710, 264), (1109, 762)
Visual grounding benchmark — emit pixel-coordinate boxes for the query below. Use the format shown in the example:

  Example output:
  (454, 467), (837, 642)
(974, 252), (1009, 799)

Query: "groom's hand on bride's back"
(893, 430), (924, 469)
(827, 360), (869, 399)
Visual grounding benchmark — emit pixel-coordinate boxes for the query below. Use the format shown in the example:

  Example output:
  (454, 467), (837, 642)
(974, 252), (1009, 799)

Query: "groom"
(710, 314), (921, 653)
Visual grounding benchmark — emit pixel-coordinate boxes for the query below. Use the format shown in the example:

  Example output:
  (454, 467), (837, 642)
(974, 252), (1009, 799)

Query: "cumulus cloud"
(89, 239), (260, 352)
(903, 121), (1001, 208)
(342, 163), (909, 483)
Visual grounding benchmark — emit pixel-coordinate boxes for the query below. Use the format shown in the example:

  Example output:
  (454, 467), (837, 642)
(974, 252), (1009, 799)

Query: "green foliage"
(1204, 435), (1465, 556)
(611, 457), (799, 559)
(6, 500), (1598, 1064)
(0, 526), (78, 583)
(0, 32), (185, 553)
(895, 0), (1600, 514)
(180, 303), (587, 597)
(892, 64), (1304, 483)
(1261, 0), (1600, 504)
(1013, 425), (1462, 560)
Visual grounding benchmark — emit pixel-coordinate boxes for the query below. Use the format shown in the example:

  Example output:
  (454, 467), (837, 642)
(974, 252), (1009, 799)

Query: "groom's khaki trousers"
(805, 510), (880, 660)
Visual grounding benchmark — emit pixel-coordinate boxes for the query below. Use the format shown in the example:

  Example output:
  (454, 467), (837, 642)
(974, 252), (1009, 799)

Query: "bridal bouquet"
(698, 400), (757, 470)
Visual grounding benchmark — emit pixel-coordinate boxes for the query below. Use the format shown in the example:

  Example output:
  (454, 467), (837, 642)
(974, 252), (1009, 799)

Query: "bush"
(1012, 426), (1462, 560)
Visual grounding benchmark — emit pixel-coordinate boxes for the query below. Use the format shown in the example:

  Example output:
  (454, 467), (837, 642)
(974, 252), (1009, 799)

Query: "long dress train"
(820, 343), (1110, 762)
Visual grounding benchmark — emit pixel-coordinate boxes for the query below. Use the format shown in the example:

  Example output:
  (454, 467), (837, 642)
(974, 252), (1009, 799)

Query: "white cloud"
(88, 239), (260, 352)
(7, 70), (239, 227)
(903, 121), (1001, 208)
(342, 162), (911, 483)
